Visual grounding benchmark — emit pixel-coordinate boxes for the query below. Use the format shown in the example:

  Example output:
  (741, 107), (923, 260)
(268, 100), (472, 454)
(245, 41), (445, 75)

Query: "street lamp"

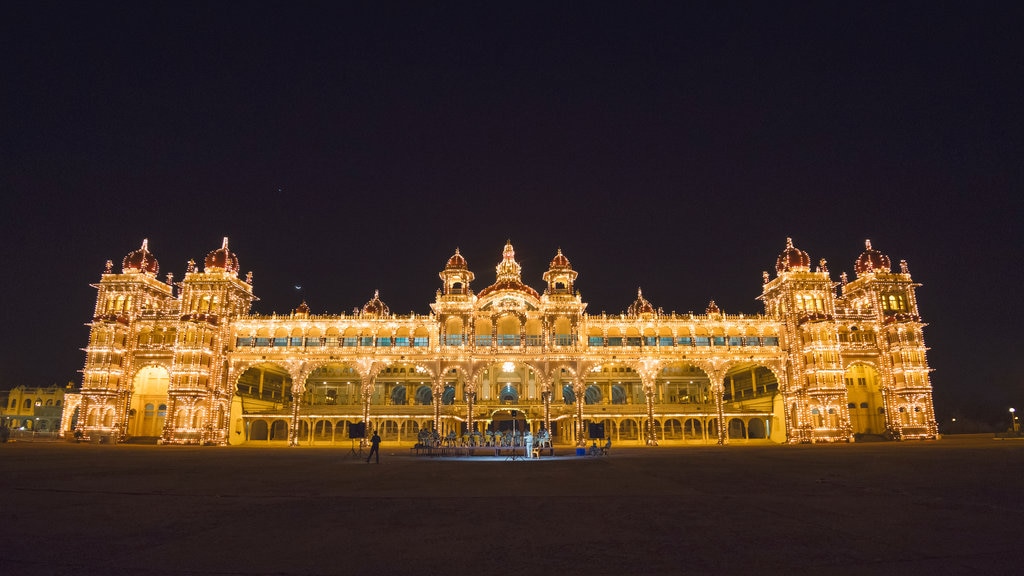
(1011, 408), (1020, 433)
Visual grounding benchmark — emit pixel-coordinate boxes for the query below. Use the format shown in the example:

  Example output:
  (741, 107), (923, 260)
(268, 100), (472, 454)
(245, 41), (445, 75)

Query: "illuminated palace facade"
(67, 238), (937, 447)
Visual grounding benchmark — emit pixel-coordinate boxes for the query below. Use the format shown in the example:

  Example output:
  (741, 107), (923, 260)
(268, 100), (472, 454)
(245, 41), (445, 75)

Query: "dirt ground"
(1, 435), (1022, 575)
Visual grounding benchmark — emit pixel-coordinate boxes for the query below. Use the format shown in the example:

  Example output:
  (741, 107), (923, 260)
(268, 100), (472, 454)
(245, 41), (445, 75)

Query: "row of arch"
(239, 415), (771, 444)
(232, 317), (781, 341)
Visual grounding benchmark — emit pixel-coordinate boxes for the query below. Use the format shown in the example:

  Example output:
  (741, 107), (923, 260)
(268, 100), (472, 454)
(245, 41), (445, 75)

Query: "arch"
(269, 419), (289, 441)
(722, 361), (782, 401)
(657, 361), (713, 407)
(562, 384), (575, 404)
(663, 418), (683, 439)
(844, 362), (884, 435)
(415, 385), (432, 405)
(497, 383), (518, 404)
(683, 418), (702, 439)
(610, 385), (626, 405)
(585, 385), (602, 405)
(390, 385), (407, 405)
(728, 418), (746, 439)
(235, 362), (295, 405)
(619, 419), (639, 440)
(129, 365), (170, 437)
(748, 418), (767, 438)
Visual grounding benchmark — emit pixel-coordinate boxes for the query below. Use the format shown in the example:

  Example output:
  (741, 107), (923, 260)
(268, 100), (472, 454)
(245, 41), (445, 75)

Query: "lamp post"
(1011, 408), (1019, 433)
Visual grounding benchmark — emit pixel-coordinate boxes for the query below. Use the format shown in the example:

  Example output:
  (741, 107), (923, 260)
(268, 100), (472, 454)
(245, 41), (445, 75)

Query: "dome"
(775, 237), (811, 274)
(361, 290), (391, 317)
(854, 239), (892, 276)
(477, 279), (541, 299)
(627, 288), (655, 316)
(122, 239), (159, 275)
(549, 249), (572, 269)
(293, 301), (310, 315)
(477, 241), (541, 299)
(705, 300), (721, 315)
(204, 237), (239, 274)
(446, 248), (468, 269)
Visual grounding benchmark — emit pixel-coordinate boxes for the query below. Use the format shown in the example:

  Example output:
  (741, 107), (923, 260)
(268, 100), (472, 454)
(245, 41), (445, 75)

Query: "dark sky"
(2, 2), (1021, 425)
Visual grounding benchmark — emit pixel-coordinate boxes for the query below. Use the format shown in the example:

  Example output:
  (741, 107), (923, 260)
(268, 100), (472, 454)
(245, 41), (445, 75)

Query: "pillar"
(644, 383), (658, 446)
(288, 381), (303, 447)
(712, 377), (727, 445)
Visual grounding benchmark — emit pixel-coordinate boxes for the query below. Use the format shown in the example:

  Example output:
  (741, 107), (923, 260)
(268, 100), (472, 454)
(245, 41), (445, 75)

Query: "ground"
(1, 435), (1022, 575)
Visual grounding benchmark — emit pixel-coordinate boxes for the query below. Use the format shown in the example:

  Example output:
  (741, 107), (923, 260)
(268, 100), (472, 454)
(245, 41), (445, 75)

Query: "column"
(543, 389), (552, 439)
(574, 381), (585, 447)
(711, 377), (727, 445)
(466, 386), (475, 436)
(361, 376), (372, 448)
(644, 386), (658, 446)
(432, 376), (443, 436)
(288, 381), (302, 447)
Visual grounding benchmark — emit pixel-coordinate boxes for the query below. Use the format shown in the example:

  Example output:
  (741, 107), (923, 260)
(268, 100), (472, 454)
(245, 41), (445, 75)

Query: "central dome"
(477, 241), (540, 299)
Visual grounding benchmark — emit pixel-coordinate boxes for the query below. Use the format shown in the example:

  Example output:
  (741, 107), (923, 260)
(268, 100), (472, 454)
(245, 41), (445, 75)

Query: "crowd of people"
(414, 427), (552, 449)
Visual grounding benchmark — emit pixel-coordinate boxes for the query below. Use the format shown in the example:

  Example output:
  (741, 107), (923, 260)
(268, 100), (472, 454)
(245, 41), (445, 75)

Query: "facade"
(1, 384), (71, 434)
(67, 237), (937, 447)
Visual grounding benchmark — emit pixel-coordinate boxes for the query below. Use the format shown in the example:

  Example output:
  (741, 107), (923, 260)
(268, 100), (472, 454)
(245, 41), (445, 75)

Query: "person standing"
(366, 430), (381, 464)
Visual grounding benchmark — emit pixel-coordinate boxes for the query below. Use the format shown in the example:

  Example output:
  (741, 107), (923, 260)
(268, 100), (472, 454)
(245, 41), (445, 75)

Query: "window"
(588, 336), (604, 347)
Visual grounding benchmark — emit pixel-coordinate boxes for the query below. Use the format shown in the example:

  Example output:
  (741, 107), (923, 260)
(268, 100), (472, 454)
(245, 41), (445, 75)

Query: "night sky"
(2, 3), (1020, 427)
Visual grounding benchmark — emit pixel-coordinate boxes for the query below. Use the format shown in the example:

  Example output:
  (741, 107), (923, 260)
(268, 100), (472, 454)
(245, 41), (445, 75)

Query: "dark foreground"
(2, 436), (1023, 575)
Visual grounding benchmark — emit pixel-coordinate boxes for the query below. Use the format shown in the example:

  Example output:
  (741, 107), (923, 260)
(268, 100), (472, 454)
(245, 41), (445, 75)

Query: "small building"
(1, 383), (73, 433)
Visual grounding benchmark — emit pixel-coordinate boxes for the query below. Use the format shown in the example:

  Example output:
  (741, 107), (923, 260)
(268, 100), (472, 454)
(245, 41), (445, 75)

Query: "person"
(589, 440), (600, 456)
(366, 430), (381, 464)
(602, 438), (612, 455)
(524, 430), (534, 457)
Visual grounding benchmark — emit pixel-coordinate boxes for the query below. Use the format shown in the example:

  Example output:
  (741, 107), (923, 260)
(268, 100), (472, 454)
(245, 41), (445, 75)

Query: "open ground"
(2, 435), (1022, 575)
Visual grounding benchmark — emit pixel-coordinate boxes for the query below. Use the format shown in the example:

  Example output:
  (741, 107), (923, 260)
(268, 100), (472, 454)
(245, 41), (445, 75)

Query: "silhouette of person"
(366, 430), (381, 464)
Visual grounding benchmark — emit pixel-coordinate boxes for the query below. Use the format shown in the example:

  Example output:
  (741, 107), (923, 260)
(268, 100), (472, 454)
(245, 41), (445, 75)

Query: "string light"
(69, 238), (937, 446)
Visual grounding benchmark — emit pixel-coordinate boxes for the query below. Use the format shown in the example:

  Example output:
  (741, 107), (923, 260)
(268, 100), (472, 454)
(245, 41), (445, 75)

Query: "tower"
(79, 240), (176, 441)
(163, 238), (255, 444)
(839, 240), (937, 439)
(760, 238), (850, 442)
(542, 249), (585, 347)
(433, 248), (476, 347)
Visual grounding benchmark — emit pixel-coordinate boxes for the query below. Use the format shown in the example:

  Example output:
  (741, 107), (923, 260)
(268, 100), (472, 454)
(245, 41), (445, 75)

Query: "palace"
(65, 238), (937, 447)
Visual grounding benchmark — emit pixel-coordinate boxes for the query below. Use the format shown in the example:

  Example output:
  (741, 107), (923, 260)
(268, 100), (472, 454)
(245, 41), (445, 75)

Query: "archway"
(845, 363), (884, 435)
(236, 363), (294, 409)
(489, 409), (528, 435)
(128, 366), (169, 438)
